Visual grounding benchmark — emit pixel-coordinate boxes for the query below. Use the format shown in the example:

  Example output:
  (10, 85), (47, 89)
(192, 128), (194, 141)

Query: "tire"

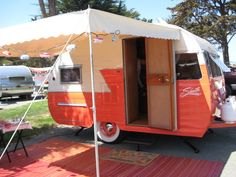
(97, 121), (123, 144)
(225, 85), (232, 97)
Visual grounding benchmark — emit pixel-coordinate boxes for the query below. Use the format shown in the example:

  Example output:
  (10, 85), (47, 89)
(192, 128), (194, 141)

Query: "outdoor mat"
(101, 149), (159, 166)
(0, 138), (224, 177)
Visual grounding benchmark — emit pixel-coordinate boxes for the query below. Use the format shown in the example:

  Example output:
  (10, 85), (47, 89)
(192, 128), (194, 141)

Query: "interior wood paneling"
(123, 39), (139, 123)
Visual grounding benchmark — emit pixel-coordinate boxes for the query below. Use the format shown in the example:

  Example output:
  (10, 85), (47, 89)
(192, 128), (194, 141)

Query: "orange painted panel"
(121, 65), (211, 137)
(48, 69), (126, 127)
(48, 67), (226, 137)
(48, 92), (93, 127)
(175, 65), (211, 135)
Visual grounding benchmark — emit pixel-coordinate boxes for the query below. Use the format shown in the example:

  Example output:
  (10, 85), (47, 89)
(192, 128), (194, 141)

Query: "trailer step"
(123, 137), (157, 151)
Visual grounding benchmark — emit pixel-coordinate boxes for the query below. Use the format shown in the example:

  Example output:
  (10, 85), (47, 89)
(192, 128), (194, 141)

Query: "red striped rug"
(0, 138), (224, 177)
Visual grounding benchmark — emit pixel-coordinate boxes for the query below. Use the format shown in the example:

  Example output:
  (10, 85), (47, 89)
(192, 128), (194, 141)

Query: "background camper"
(0, 65), (34, 99)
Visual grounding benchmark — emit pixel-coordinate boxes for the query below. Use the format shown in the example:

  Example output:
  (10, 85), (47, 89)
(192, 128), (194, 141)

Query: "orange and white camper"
(47, 27), (233, 143)
(0, 9), (234, 144)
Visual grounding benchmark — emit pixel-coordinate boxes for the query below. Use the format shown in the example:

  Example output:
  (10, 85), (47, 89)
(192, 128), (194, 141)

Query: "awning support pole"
(88, 32), (100, 177)
(0, 33), (75, 160)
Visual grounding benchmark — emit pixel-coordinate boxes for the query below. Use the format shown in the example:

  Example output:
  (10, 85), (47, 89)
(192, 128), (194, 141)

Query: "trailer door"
(146, 38), (176, 130)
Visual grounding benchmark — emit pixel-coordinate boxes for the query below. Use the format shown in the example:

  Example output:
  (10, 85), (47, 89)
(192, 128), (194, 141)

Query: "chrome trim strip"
(172, 42), (178, 131)
(57, 102), (87, 107)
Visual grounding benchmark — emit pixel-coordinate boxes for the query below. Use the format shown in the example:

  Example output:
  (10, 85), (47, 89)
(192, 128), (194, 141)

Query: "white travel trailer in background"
(0, 65), (34, 99)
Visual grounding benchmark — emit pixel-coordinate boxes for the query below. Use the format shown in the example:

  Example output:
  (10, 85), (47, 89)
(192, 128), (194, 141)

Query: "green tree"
(0, 57), (55, 67)
(38, 0), (57, 17)
(168, 0), (236, 65)
(37, 0), (150, 21)
(56, 0), (140, 19)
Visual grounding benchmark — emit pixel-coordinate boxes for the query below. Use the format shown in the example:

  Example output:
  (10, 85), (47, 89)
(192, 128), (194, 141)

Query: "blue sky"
(126, 0), (183, 21)
(0, 0), (235, 62)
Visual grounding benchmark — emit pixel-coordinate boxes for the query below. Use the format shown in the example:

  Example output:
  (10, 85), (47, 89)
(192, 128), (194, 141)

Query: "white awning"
(175, 28), (218, 56)
(211, 57), (231, 72)
(0, 8), (180, 47)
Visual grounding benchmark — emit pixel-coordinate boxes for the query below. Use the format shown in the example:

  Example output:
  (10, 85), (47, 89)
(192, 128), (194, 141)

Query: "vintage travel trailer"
(0, 65), (34, 99)
(47, 26), (232, 143)
(0, 9), (234, 143)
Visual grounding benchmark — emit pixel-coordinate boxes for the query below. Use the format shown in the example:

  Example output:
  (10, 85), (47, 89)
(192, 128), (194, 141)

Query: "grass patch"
(0, 100), (56, 140)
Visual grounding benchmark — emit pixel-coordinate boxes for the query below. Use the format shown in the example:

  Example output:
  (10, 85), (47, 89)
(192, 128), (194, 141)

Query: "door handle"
(148, 74), (172, 85)
(157, 74), (170, 84)
(164, 77), (170, 83)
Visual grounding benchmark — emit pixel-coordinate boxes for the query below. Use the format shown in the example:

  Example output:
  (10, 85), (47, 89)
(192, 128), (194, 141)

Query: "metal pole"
(0, 33), (75, 160)
(88, 32), (100, 177)
(0, 78), (2, 105)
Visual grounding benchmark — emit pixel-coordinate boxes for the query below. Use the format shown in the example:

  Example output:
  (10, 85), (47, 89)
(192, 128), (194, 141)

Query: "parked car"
(224, 67), (236, 96)
(0, 65), (34, 99)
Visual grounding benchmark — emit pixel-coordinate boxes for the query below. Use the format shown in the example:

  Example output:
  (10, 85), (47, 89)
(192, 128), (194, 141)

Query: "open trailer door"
(146, 38), (176, 130)
(123, 38), (177, 130)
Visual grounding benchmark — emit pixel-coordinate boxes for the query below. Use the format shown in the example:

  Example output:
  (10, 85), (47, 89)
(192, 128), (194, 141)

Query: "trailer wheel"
(97, 122), (122, 144)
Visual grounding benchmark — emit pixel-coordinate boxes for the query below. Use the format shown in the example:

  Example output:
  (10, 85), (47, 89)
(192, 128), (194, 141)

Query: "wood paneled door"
(146, 38), (176, 130)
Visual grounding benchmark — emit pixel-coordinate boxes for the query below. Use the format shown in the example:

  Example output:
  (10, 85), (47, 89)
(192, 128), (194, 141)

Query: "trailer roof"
(0, 65), (32, 78)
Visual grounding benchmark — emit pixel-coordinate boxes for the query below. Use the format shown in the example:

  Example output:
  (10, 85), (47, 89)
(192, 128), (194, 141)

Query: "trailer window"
(9, 76), (25, 81)
(204, 52), (222, 77)
(60, 65), (82, 83)
(176, 53), (202, 80)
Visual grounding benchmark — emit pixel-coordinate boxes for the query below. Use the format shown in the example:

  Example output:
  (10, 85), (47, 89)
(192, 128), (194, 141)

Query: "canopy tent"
(0, 8), (180, 57)
(0, 8), (228, 72)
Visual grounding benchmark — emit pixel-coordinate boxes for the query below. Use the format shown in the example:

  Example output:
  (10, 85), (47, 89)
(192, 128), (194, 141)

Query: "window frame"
(175, 53), (202, 80)
(204, 52), (223, 78)
(59, 65), (82, 84)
